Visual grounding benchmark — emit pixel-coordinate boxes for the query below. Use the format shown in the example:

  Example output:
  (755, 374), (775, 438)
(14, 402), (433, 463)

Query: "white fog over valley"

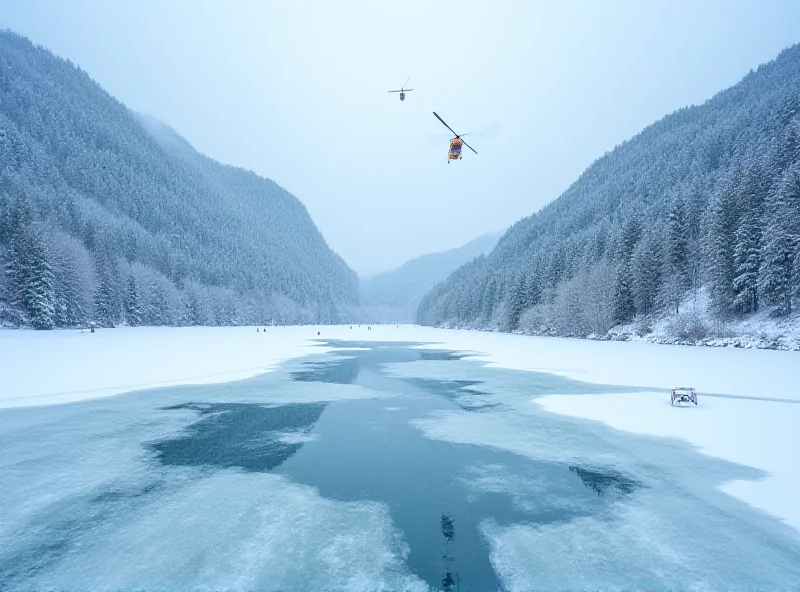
(1, 2), (800, 591)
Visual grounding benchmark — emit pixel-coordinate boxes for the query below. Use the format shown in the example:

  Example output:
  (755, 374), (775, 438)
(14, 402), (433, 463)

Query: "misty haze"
(2, 2), (800, 591)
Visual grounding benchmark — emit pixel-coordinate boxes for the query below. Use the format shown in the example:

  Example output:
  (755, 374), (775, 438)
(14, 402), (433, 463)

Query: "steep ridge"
(0, 30), (358, 328)
(417, 44), (800, 345)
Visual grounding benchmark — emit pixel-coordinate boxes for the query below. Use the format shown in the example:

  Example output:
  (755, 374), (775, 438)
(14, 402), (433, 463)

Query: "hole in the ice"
(149, 402), (326, 472)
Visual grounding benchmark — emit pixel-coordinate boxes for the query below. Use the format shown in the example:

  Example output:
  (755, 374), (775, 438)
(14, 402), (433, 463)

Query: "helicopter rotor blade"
(403, 76), (411, 88)
(433, 112), (460, 139)
(388, 90), (401, 93)
(404, 88), (414, 92)
(462, 138), (478, 154)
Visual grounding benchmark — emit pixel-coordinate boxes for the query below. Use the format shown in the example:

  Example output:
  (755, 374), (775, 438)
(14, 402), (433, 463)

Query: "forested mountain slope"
(417, 43), (800, 343)
(360, 232), (499, 322)
(0, 30), (359, 329)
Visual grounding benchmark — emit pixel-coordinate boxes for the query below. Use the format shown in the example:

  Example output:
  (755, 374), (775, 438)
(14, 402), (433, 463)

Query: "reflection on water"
(568, 465), (641, 498)
(151, 402), (326, 472)
(440, 513), (461, 592)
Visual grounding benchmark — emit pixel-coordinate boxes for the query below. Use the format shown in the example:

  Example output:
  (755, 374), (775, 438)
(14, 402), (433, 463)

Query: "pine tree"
(732, 214), (761, 313)
(3, 201), (33, 313)
(4, 203), (56, 328)
(481, 277), (497, 324)
(661, 194), (691, 314)
(612, 264), (635, 323)
(704, 182), (740, 317)
(94, 252), (118, 328)
(24, 226), (56, 329)
(13, 223), (56, 329)
(617, 214), (643, 264)
(759, 166), (800, 315)
(522, 266), (542, 310)
(505, 272), (526, 330)
(125, 275), (141, 326)
(631, 232), (663, 316)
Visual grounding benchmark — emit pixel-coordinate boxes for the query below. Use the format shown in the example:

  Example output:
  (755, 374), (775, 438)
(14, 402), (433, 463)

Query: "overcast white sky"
(2, 1), (800, 276)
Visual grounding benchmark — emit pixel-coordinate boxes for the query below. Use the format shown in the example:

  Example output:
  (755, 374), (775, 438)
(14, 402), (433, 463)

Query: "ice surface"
(6, 324), (796, 406)
(275, 431), (319, 445)
(460, 462), (611, 518)
(536, 390), (800, 533)
(5, 470), (428, 592)
(0, 326), (338, 408)
(406, 327), (800, 401)
(0, 374), (428, 591)
(481, 495), (800, 592)
(3, 323), (800, 589)
(409, 403), (800, 590)
(394, 326), (800, 535)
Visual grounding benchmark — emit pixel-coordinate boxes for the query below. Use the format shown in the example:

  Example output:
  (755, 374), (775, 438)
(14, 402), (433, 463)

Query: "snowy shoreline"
(437, 311), (800, 352)
(0, 325), (338, 408)
(2, 324), (798, 535)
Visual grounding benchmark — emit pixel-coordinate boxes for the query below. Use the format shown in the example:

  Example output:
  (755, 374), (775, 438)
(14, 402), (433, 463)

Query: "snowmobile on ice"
(671, 387), (697, 406)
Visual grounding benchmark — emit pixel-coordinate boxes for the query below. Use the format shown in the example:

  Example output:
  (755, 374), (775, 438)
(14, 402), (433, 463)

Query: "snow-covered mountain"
(417, 43), (800, 349)
(0, 31), (359, 329)
(360, 233), (500, 323)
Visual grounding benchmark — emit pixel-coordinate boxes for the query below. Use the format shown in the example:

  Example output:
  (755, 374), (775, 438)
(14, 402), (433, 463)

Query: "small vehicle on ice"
(671, 387), (697, 406)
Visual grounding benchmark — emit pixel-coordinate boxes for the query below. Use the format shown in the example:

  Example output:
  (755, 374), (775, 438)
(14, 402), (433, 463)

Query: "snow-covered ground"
(2, 323), (799, 536)
(0, 325), (340, 408)
(607, 289), (800, 351)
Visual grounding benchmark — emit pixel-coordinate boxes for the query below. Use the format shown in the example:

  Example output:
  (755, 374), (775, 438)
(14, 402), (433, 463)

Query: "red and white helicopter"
(433, 111), (478, 163)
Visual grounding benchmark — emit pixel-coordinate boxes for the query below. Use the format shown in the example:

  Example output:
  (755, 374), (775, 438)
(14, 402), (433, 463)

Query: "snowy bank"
(606, 301), (800, 351)
(409, 326), (800, 401)
(0, 325), (345, 408)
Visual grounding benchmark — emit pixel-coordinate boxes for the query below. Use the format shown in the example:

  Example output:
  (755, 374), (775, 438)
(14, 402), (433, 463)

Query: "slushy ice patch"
(151, 402), (326, 472)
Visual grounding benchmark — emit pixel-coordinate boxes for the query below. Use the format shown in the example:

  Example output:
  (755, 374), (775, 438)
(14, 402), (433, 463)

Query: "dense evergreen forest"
(417, 44), (800, 339)
(0, 31), (359, 329)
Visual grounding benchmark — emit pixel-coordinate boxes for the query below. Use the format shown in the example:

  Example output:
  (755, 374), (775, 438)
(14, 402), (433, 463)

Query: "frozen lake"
(2, 336), (800, 591)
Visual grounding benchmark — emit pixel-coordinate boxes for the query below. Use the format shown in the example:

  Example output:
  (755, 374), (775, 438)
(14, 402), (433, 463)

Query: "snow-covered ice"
(407, 327), (800, 400)
(2, 323), (799, 589)
(6, 324), (796, 406)
(0, 325), (355, 408)
(536, 390), (800, 534)
(406, 328), (800, 533)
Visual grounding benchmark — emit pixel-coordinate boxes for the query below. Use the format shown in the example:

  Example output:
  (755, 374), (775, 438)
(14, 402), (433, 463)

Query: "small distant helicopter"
(433, 111), (478, 163)
(388, 76), (414, 101)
